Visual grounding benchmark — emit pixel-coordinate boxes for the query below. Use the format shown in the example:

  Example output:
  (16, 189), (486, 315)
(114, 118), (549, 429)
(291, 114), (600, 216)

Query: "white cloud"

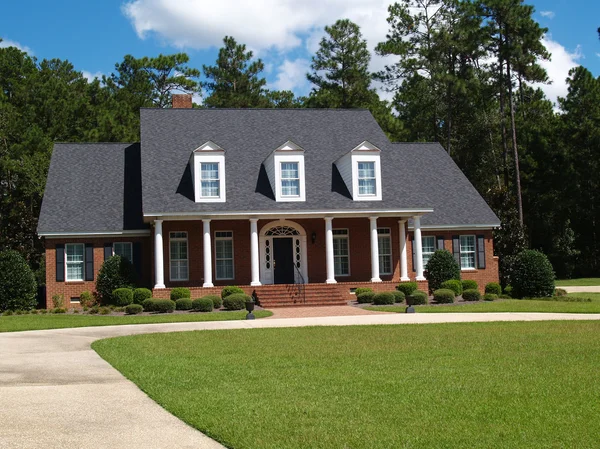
(81, 70), (103, 82)
(0, 38), (33, 55)
(540, 10), (555, 19)
(270, 58), (311, 94)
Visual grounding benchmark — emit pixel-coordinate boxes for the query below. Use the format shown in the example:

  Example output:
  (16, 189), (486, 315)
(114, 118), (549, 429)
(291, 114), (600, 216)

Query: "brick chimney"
(172, 93), (193, 109)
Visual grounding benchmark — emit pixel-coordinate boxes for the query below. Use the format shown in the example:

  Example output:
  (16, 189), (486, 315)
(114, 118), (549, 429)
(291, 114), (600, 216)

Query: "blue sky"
(1, 0), (598, 105)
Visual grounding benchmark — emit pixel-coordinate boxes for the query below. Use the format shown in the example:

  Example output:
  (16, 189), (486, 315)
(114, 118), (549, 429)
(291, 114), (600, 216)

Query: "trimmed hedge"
(221, 286), (245, 299)
(485, 282), (502, 295)
(0, 250), (37, 312)
(175, 298), (193, 310)
(223, 293), (250, 310)
(202, 294), (222, 309)
(192, 297), (214, 312)
(170, 287), (191, 301)
(96, 255), (136, 305)
(133, 288), (152, 305)
(392, 290), (406, 303)
(440, 280), (462, 296)
(511, 250), (555, 298)
(125, 304), (143, 315)
(461, 280), (478, 291)
(373, 292), (395, 305)
(425, 250), (461, 291)
(463, 289), (481, 301)
(396, 282), (417, 296)
(483, 293), (498, 301)
(356, 291), (375, 304)
(407, 291), (428, 305)
(355, 287), (373, 295)
(433, 288), (455, 304)
(150, 299), (176, 313)
(142, 298), (154, 311)
(112, 288), (133, 306)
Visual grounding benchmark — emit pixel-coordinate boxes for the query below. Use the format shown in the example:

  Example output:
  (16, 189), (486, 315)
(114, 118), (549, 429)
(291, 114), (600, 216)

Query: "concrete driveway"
(561, 286), (600, 293)
(2, 312), (600, 448)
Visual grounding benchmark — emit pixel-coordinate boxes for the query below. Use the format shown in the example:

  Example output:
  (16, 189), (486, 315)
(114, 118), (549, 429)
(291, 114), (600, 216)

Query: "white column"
(250, 219), (261, 286)
(369, 216), (381, 282)
(154, 219), (165, 289)
(202, 219), (214, 287)
(325, 217), (337, 284)
(399, 220), (410, 281)
(413, 216), (425, 281)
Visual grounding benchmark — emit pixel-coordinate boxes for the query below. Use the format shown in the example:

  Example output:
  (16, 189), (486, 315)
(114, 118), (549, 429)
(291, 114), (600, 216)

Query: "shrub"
(176, 298), (193, 310)
(407, 291), (428, 305)
(392, 290), (406, 303)
(192, 297), (214, 312)
(355, 287), (373, 296)
(202, 294), (222, 309)
(52, 294), (64, 309)
(461, 280), (478, 291)
(425, 250), (460, 292)
(3, 310), (13, 316)
(150, 299), (176, 313)
(433, 289), (455, 304)
(511, 250), (555, 299)
(72, 309), (80, 314)
(504, 285), (513, 297)
(114, 307), (125, 313)
(356, 291), (375, 304)
(79, 291), (95, 308)
(15, 309), (23, 315)
(485, 282), (502, 295)
(30, 309), (39, 315)
(170, 287), (191, 301)
(0, 250), (37, 313)
(125, 304), (143, 315)
(396, 282), (417, 296)
(99, 307), (111, 315)
(88, 306), (99, 314)
(223, 293), (249, 310)
(483, 293), (498, 301)
(554, 288), (568, 297)
(440, 280), (462, 297)
(221, 286), (245, 300)
(96, 255), (136, 305)
(133, 288), (152, 305)
(142, 298), (154, 312)
(51, 308), (67, 314)
(463, 289), (481, 301)
(112, 288), (133, 306)
(373, 292), (395, 305)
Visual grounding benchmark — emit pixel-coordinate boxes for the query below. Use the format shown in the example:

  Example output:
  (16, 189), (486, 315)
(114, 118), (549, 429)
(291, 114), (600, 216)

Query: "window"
(65, 243), (84, 281)
(200, 162), (220, 198)
(333, 229), (350, 276)
(377, 228), (392, 275)
(422, 236), (435, 268)
(280, 162), (300, 197)
(357, 161), (376, 195)
(170, 232), (189, 281)
(460, 235), (476, 269)
(215, 231), (234, 280)
(113, 242), (132, 263)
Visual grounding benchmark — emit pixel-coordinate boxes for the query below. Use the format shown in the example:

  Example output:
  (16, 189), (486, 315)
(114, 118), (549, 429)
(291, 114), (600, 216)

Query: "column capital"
(154, 218), (163, 224)
(324, 216), (333, 222)
(413, 215), (421, 222)
(249, 218), (259, 223)
(369, 216), (378, 222)
(202, 218), (211, 224)
(398, 219), (407, 224)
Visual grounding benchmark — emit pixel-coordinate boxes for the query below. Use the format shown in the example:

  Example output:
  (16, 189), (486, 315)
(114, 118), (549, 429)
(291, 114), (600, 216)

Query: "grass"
(93, 322), (600, 449)
(0, 310), (272, 333)
(555, 278), (600, 286)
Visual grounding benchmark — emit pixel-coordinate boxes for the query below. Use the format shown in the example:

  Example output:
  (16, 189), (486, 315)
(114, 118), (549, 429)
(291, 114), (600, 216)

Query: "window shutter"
(133, 242), (142, 279)
(436, 236), (445, 251)
(452, 236), (461, 266)
(56, 244), (65, 282)
(411, 235), (416, 272)
(104, 243), (113, 261)
(477, 235), (486, 269)
(85, 244), (94, 281)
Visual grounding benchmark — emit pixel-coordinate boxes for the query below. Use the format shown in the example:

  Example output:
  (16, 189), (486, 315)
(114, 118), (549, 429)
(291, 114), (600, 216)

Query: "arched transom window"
(265, 226), (300, 236)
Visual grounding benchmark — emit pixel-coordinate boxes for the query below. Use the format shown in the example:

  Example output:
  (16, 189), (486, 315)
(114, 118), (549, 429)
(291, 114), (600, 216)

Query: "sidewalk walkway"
(2, 312), (600, 448)
(561, 286), (600, 293)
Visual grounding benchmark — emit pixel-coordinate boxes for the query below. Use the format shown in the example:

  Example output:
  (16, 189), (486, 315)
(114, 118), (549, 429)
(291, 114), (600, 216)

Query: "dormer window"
(200, 163), (220, 198)
(334, 141), (382, 201)
(357, 162), (376, 196)
(191, 141), (226, 203)
(264, 140), (306, 202)
(281, 162), (300, 197)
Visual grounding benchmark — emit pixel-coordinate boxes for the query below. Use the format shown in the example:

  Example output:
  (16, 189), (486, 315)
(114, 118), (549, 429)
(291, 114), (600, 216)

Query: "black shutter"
(85, 244), (94, 281)
(104, 243), (113, 261)
(133, 242), (142, 279)
(56, 244), (65, 282)
(477, 235), (486, 269)
(436, 236), (445, 251)
(411, 235), (416, 272)
(452, 235), (461, 266)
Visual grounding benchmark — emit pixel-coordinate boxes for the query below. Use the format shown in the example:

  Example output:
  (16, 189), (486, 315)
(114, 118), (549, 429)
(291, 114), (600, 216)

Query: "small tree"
(0, 250), (37, 312)
(95, 256), (136, 305)
(511, 250), (555, 298)
(425, 250), (460, 292)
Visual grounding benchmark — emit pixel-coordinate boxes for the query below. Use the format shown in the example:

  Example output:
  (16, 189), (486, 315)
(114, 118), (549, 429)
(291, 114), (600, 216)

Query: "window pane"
(216, 240), (233, 259)
(378, 235), (392, 274)
(461, 253), (475, 269)
(281, 179), (300, 196)
(422, 236), (435, 253)
(66, 244), (84, 262)
(67, 263), (84, 281)
(281, 162), (299, 179)
(201, 180), (220, 197)
(358, 178), (376, 195)
(201, 163), (219, 180)
(333, 232), (350, 276)
(114, 243), (132, 263)
(460, 235), (475, 252)
(170, 237), (188, 280)
(358, 162), (375, 178)
(216, 260), (234, 280)
(460, 235), (476, 269)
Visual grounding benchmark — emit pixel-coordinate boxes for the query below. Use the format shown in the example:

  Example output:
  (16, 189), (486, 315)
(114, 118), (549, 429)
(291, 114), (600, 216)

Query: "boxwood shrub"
(150, 299), (176, 313)
(392, 290), (405, 303)
(133, 288), (152, 305)
(373, 292), (395, 305)
(407, 290), (428, 305)
(0, 250), (37, 312)
(202, 294), (222, 309)
(356, 291), (375, 304)
(463, 289), (481, 301)
(483, 293), (498, 301)
(485, 282), (502, 295)
(511, 250), (555, 298)
(433, 288), (455, 304)
(396, 282), (417, 296)
(142, 298), (154, 311)
(175, 298), (193, 310)
(354, 287), (373, 296)
(440, 279), (462, 296)
(170, 287), (191, 301)
(221, 286), (245, 299)
(223, 293), (250, 310)
(125, 304), (143, 315)
(192, 297), (214, 312)
(461, 280), (478, 291)
(112, 288), (133, 306)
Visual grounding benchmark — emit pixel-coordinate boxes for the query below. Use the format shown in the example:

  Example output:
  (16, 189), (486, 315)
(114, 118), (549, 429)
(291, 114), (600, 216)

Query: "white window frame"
(65, 243), (85, 282)
(422, 236), (436, 269)
(272, 151), (306, 202)
(169, 231), (189, 282)
(357, 161), (377, 196)
(333, 229), (350, 277)
(377, 228), (393, 275)
(214, 231), (234, 280)
(113, 242), (133, 263)
(199, 162), (221, 199)
(351, 151), (382, 201)
(460, 235), (476, 270)
(192, 141), (226, 203)
(280, 161), (301, 198)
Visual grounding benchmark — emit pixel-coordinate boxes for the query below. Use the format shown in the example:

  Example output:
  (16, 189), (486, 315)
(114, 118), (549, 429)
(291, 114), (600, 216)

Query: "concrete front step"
(262, 301), (348, 308)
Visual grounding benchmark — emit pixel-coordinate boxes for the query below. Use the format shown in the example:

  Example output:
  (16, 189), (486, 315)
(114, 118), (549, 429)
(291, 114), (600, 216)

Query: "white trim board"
(39, 230), (151, 238)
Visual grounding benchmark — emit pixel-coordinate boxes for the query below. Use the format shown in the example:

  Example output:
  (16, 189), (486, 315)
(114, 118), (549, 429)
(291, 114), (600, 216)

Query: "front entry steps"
(253, 283), (347, 308)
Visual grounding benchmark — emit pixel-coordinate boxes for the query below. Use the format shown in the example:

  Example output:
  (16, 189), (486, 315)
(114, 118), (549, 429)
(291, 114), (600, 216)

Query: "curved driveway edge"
(2, 312), (600, 449)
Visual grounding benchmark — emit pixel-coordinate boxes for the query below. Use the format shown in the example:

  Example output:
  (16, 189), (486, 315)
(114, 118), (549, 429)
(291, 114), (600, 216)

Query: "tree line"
(1, 0), (599, 284)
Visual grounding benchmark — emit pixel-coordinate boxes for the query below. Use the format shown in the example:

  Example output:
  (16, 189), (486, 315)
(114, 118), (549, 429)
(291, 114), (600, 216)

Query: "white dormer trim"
(191, 141), (226, 203)
(264, 140), (306, 202)
(351, 141), (381, 153)
(335, 140), (383, 202)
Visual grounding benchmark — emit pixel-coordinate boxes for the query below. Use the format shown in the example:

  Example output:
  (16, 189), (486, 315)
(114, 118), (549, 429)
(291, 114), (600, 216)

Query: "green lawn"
(555, 278), (600, 286)
(0, 310), (272, 333)
(93, 322), (600, 449)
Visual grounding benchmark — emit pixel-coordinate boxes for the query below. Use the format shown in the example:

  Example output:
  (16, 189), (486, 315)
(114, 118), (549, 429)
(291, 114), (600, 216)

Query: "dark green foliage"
(133, 288), (152, 305)
(504, 285), (513, 297)
(149, 299), (176, 314)
(485, 282), (502, 295)
(88, 307), (99, 315)
(170, 288), (191, 301)
(96, 256), (136, 305)
(51, 308), (66, 314)
(192, 297), (214, 312)
(99, 307), (111, 315)
(396, 282), (417, 296)
(511, 250), (555, 298)
(142, 298), (154, 312)
(433, 289), (455, 304)
(0, 250), (37, 312)
(112, 288), (133, 306)
(407, 291), (428, 305)
(461, 280), (478, 291)
(373, 292), (395, 305)
(3, 310), (14, 316)
(356, 292), (375, 304)
(554, 288), (567, 297)
(425, 250), (460, 292)
(392, 290), (406, 303)
(463, 289), (481, 302)
(441, 280), (463, 297)
(202, 294), (222, 309)
(175, 298), (193, 310)
(125, 304), (143, 315)
(223, 293), (250, 311)
(221, 286), (245, 300)
(483, 293), (498, 301)
(354, 287), (374, 295)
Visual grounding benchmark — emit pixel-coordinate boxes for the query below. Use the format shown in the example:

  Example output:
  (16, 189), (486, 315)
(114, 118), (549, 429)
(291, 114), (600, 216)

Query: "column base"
(416, 276), (426, 281)
(250, 281), (262, 286)
(154, 283), (165, 289)
(203, 282), (214, 288)
(400, 277), (411, 282)
(326, 279), (337, 284)
(371, 277), (382, 283)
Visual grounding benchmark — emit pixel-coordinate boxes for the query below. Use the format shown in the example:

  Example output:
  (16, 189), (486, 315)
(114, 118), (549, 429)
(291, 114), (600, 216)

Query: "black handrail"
(293, 262), (306, 304)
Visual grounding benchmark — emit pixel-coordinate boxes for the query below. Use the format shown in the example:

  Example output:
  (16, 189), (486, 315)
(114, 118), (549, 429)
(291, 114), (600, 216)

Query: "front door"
(273, 237), (295, 284)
